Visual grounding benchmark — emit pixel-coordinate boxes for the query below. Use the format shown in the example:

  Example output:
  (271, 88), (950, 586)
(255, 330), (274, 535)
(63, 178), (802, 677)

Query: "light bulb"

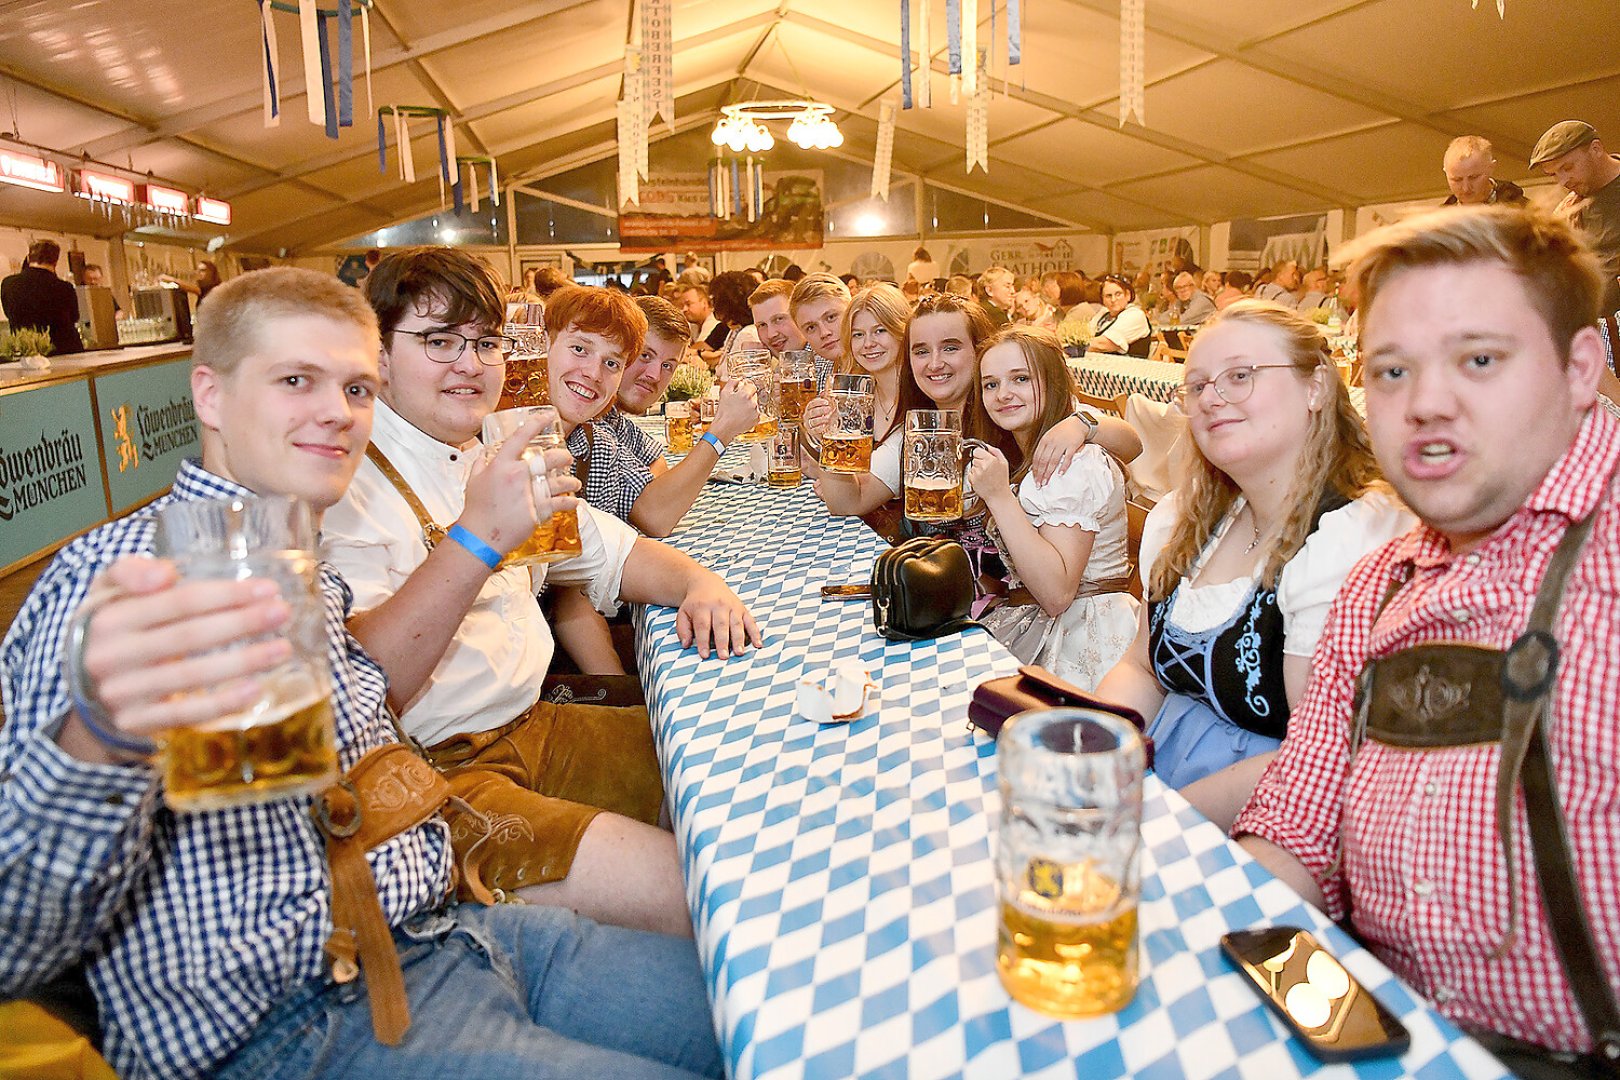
(711, 123), (727, 146)
(829, 126), (844, 147)
(728, 131), (747, 153)
(759, 129), (775, 151)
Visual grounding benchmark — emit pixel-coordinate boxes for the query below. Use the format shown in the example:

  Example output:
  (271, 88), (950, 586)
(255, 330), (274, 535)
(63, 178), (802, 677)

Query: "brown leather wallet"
(968, 664), (1153, 766)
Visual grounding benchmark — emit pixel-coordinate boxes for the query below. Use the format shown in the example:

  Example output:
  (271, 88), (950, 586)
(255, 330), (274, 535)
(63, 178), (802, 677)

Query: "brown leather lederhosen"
(1347, 494), (1620, 1074)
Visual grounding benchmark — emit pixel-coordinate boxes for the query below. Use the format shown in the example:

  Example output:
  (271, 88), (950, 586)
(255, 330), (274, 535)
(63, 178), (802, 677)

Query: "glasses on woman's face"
(1172, 363), (1296, 414)
(393, 329), (516, 366)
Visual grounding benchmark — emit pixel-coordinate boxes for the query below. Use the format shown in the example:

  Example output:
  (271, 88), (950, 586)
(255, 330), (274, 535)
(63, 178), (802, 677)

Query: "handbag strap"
(365, 443), (447, 550)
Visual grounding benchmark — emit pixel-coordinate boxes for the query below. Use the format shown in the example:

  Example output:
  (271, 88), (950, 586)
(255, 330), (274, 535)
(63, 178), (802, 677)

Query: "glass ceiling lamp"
(709, 101), (844, 154)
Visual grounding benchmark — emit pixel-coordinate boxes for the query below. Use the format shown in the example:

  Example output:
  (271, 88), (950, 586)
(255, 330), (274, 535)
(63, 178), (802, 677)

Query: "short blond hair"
(788, 272), (851, 319)
(1444, 134), (1493, 168)
(195, 267), (378, 377)
(748, 278), (794, 309)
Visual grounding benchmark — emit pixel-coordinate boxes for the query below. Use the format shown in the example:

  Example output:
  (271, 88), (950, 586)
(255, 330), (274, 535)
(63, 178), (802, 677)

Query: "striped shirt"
(1234, 405), (1620, 1052)
(0, 460), (451, 1079)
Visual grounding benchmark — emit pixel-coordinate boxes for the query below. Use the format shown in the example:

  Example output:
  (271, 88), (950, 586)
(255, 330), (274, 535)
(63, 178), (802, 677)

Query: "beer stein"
(768, 423), (803, 488)
(151, 495), (338, 812)
(777, 348), (818, 423)
(820, 373), (875, 474)
(696, 385), (720, 439)
(480, 405), (583, 567)
(903, 410), (965, 522)
(664, 400), (695, 455)
(729, 350), (778, 443)
(995, 708), (1146, 1017)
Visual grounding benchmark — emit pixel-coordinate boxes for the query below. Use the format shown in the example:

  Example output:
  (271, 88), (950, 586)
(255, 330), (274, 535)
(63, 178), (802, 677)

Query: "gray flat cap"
(1529, 120), (1598, 168)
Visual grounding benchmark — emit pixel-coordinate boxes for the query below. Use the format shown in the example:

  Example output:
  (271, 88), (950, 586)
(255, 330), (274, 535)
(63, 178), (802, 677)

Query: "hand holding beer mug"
(728, 350), (778, 443)
(996, 708), (1145, 1017)
(819, 373), (875, 474)
(479, 405), (583, 566)
(904, 409), (965, 522)
(111, 495), (342, 812)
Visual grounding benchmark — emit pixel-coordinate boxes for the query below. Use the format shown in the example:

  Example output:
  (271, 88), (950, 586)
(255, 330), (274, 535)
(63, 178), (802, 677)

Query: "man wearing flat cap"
(1532, 120), (1620, 323)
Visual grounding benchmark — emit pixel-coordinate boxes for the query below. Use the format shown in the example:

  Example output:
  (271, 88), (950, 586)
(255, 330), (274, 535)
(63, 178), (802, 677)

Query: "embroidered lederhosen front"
(1348, 498), (1620, 1071)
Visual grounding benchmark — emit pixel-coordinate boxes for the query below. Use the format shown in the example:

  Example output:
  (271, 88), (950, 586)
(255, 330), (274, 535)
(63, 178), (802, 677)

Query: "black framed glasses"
(1172, 364), (1296, 414)
(392, 329), (515, 366)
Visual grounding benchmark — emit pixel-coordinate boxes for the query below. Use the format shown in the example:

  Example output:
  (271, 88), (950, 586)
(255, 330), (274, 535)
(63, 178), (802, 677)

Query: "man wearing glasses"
(323, 248), (760, 940)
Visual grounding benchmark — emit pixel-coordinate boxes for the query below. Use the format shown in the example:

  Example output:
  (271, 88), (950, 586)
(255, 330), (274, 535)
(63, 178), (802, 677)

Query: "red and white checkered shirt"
(1234, 404), (1620, 1053)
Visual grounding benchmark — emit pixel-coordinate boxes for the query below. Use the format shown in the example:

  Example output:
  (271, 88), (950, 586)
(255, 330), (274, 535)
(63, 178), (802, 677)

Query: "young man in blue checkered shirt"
(0, 267), (724, 1080)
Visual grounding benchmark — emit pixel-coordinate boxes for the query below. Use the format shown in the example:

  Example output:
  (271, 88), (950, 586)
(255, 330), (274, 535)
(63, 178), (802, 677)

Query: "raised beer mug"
(664, 400), (695, 455)
(995, 708), (1145, 1018)
(777, 347), (818, 423)
(152, 495), (338, 812)
(903, 410), (965, 522)
(820, 372), (875, 474)
(481, 405), (583, 567)
(730, 350), (779, 443)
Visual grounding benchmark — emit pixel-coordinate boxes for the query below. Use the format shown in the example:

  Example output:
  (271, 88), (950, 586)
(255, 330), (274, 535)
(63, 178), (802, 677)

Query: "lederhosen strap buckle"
(365, 443), (449, 551)
(1350, 479), (1620, 1069)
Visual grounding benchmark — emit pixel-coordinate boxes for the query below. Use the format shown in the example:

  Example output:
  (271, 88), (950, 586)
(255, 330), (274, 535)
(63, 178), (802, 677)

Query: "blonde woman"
(806, 284), (911, 514)
(1095, 300), (1413, 799)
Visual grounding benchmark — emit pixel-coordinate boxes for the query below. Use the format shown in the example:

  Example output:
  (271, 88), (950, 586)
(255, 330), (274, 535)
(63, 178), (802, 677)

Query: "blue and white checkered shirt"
(568, 409), (664, 524)
(0, 460), (452, 1080)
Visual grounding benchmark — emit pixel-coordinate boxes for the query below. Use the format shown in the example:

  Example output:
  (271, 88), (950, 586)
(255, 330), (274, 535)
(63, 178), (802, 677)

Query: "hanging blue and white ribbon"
(900, 0), (913, 110)
(336, 0), (354, 128)
(641, 0), (674, 126)
(376, 110), (387, 172)
(961, 0), (977, 98)
(919, 0), (932, 107)
(258, 0), (281, 127)
(361, 5), (373, 116)
(314, 13), (338, 139)
(617, 97), (639, 206)
(1008, 0), (1021, 64)
(946, 0), (962, 75)
(872, 100), (896, 199)
(298, 0), (324, 128)
(1119, 0), (1146, 126)
(966, 50), (990, 173)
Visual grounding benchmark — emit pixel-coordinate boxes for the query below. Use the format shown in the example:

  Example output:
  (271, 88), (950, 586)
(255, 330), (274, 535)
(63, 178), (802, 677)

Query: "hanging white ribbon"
(919, 0), (933, 108)
(961, 0), (978, 99)
(966, 51), (990, 174)
(489, 157), (500, 206)
(617, 97), (639, 206)
(259, 0), (281, 128)
(361, 6), (374, 118)
(640, 0), (674, 126)
(396, 111), (415, 182)
(298, 0), (326, 128)
(465, 161), (480, 212)
(1119, 0), (1146, 126)
(872, 100), (896, 200)
(1470, 0), (1506, 16)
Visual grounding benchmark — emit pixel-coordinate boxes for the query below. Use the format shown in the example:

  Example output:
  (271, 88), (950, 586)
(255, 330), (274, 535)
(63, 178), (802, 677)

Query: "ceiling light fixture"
(710, 100), (844, 155)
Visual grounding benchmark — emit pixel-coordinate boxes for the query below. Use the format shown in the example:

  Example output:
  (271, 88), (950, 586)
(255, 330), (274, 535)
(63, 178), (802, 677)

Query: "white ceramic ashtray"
(795, 662), (878, 725)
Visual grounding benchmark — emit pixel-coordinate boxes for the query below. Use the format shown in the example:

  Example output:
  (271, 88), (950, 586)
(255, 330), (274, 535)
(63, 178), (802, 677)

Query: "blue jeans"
(215, 904), (723, 1080)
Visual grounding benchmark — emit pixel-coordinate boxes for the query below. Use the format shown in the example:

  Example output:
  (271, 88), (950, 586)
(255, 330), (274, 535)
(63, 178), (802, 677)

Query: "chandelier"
(710, 100), (845, 154)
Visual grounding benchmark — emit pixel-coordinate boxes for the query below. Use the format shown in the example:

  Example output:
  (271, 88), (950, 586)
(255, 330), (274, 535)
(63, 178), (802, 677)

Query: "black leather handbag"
(870, 537), (982, 641)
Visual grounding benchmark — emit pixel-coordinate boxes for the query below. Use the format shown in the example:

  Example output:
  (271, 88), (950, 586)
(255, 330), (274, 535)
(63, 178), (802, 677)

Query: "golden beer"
(904, 477), (964, 521)
(768, 462), (803, 487)
(665, 411), (695, 454)
(502, 507), (583, 567)
(736, 415), (778, 444)
(163, 680), (338, 812)
(778, 376), (815, 421)
(998, 879), (1139, 1018)
(820, 432), (873, 473)
(499, 356), (549, 410)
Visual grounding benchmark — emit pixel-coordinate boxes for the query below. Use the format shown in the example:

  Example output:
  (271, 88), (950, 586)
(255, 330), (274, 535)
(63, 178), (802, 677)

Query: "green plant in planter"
(663, 362), (714, 404)
(0, 327), (53, 362)
(1057, 318), (1093, 350)
(1305, 306), (1333, 326)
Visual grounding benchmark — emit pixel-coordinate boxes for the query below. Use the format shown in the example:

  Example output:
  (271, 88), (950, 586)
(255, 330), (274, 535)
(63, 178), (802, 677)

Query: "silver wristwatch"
(1073, 408), (1100, 442)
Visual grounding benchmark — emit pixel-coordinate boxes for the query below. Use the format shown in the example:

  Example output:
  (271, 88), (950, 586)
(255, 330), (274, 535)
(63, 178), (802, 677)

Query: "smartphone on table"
(1220, 926), (1410, 1062)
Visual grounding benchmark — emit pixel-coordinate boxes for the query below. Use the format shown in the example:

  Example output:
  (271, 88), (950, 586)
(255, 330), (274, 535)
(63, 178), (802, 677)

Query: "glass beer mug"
(664, 400), (695, 455)
(777, 348), (818, 423)
(481, 405), (583, 566)
(903, 409), (965, 522)
(730, 350), (778, 443)
(151, 495), (338, 812)
(995, 708), (1146, 1018)
(820, 373), (875, 474)
(768, 423), (803, 488)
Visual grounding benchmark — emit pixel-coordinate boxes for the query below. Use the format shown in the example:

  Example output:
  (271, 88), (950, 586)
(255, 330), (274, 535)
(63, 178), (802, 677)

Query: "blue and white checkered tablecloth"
(1070, 356), (1186, 404)
(634, 481), (1508, 1080)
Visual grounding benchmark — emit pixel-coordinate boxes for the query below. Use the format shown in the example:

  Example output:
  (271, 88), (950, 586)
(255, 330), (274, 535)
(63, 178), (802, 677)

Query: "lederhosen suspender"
(365, 443), (448, 550)
(1349, 497), (1620, 1068)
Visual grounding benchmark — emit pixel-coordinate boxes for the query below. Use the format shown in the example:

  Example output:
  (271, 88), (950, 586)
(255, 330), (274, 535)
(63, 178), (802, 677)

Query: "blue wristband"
(699, 431), (727, 457)
(447, 523), (502, 571)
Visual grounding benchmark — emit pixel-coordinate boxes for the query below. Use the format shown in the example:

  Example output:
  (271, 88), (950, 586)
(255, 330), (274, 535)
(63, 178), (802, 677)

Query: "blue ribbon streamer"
(731, 158), (741, 218)
(946, 0), (961, 75)
(259, 0), (279, 118)
(436, 115), (449, 182)
(337, 0), (353, 127)
(900, 0), (913, 109)
(315, 14), (338, 139)
(376, 110), (387, 173)
(1008, 0), (1021, 64)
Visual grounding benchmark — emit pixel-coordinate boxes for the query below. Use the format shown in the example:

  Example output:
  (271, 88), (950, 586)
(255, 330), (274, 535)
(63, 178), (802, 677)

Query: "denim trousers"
(214, 903), (724, 1080)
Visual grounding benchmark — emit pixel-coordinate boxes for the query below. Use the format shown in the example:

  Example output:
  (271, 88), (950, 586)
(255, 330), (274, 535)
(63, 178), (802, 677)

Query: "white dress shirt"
(322, 400), (639, 745)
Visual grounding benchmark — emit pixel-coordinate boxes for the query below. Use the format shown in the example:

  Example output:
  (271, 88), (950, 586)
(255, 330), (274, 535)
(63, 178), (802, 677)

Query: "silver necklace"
(1243, 505), (1264, 554)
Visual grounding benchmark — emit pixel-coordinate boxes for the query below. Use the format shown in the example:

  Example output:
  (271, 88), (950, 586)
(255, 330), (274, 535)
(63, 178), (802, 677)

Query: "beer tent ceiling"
(0, 0), (1613, 254)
